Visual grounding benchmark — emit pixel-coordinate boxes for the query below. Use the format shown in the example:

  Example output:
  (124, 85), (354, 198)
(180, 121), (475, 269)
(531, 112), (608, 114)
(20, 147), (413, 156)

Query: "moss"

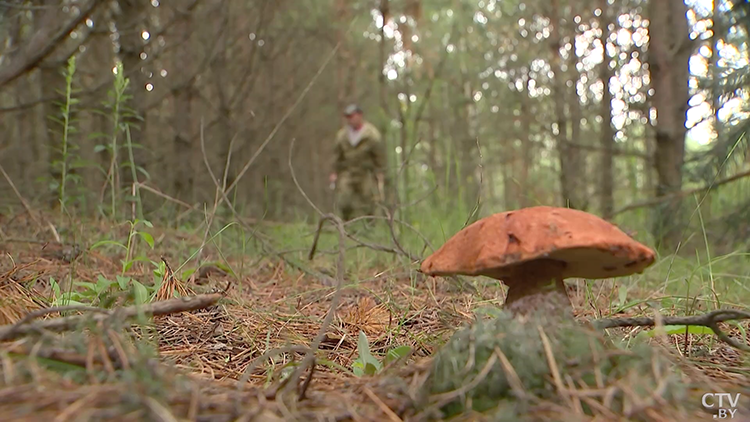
(419, 311), (688, 420)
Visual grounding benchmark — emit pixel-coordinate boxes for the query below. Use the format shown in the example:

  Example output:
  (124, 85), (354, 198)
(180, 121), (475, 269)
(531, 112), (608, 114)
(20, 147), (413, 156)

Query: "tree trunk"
(39, 70), (65, 208)
(569, 20), (586, 211)
(334, 0), (350, 110)
(647, 0), (692, 247)
(171, 4), (196, 203)
(81, 6), (115, 213)
(549, 0), (581, 209)
(599, 1), (615, 219)
(115, 0), (149, 210)
(5, 17), (35, 193)
(711, 0), (725, 172)
(519, 71), (533, 208)
(460, 76), (481, 221)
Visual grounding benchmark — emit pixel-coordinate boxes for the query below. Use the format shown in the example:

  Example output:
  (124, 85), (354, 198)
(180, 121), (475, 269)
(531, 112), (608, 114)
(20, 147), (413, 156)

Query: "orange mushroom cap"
(420, 206), (655, 280)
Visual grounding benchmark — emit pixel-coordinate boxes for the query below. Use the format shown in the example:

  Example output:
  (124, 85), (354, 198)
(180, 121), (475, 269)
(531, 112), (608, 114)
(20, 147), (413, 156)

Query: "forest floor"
(0, 211), (749, 422)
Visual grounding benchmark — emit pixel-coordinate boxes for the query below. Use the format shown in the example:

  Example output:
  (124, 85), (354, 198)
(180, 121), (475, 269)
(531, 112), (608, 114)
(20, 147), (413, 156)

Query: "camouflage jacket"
(332, 121), (386, 180)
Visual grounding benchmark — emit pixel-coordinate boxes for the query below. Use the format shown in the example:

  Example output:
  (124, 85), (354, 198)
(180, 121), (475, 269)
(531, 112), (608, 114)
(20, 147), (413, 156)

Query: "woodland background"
(0, 2), (749, 420)
(0, 0), (749, 252)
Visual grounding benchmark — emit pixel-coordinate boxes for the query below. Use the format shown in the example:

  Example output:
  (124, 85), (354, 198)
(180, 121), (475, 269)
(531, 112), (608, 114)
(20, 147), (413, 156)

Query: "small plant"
(123, 115), (148, 219)
(91, 218), (155, 275)
(48, 55), (87, 214)
(351, 331), (411, 377)
(91, 61), (141, 220)
(50, 273), (153, 308)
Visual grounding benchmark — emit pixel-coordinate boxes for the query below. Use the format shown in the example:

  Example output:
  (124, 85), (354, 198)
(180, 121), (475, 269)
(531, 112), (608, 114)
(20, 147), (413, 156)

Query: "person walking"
(329, 104), (387, 222)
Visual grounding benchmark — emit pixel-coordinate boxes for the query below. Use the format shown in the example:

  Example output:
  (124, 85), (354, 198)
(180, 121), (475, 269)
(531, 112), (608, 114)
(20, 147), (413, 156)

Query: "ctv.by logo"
(702, 393), (742, 419)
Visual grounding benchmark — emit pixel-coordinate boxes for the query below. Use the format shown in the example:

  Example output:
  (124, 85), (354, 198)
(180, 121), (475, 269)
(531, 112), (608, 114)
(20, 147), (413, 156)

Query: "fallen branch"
(0, 294), (222, 341)
(593, 309), (750, 352)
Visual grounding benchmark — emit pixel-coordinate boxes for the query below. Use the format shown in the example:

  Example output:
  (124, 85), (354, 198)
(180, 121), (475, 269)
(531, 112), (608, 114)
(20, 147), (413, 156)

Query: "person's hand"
(375, 172), (384, 185)
(375, 172), (385, 201)
(329, 173), (337, 183)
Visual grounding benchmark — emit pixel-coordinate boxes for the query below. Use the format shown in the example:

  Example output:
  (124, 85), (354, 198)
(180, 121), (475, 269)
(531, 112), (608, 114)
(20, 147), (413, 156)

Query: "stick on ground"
(593, 309), (750, 352)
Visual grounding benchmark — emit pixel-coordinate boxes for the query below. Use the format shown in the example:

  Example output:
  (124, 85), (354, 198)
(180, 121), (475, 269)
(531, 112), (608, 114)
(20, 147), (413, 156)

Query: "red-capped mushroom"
(420, 206), (656, 316)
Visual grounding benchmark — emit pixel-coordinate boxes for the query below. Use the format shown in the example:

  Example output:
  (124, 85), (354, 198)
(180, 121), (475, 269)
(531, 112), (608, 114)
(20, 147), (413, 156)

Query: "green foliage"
(89, 61), (143, 220)
(48, 244), (168, 309)
(352, 331), (381, 376)
(351, 331), (411, 377)
(46, 218), (160, 308)
(48, 55), (86, 213)
(41, 56), (147, 220)
(91, 218), (155, 275)
(49, 273), (154, 308)
(421, 311), (688, 419)
(637, 324), (714, 339)
(123, 118), (147, 219)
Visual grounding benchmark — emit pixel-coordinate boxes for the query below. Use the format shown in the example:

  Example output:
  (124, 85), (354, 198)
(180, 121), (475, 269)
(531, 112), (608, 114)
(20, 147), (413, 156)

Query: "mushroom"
(420, 206), (656, 317)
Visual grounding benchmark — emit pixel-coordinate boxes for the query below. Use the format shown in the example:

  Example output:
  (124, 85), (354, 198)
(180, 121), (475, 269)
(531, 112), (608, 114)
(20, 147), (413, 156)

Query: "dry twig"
(0, 164), (43, 230)
(281, 213), (348, 400)
(613, 169), (750, 216)
(593, 309), (750, 352)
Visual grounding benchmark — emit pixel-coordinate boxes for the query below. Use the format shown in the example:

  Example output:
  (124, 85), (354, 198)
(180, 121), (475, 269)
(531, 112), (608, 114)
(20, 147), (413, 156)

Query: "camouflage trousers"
(335, 173), (380, 222)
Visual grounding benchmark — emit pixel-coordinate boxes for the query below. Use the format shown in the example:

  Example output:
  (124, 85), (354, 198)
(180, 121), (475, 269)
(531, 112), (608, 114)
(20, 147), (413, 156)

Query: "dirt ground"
(0, 213), (748, 421)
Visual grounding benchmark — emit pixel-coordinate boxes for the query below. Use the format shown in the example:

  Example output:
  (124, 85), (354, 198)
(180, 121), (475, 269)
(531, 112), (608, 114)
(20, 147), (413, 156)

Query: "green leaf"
(316, 358), (351, 374)
(641, 325), (714, 338)
(136, 166), (151, 179)
(50, 277), (60, 298)
(363, 362), (380, 376)
(116, 275), (130, 290)
(47, 116), (65, 125)
(95, 275), (114, 293)
(137, 231), (155, 249)
(90, 240), (128, 251)
(354, 331), (382, 376)
(357, 331), (371, 358)
(384, 346), (411, 365)
(74, 281), (96, 292)
(660, 297), (676, 309)
(89, 109), (111, 118)
(54, 299), (88, 307)
(70, 158), (96, 169)
(613, 299), (644, 314)
(352, 361), (365, 377)
(123, 260), (135, 272)
(132, 280), (149, 305)
(617, 284), (627, 306)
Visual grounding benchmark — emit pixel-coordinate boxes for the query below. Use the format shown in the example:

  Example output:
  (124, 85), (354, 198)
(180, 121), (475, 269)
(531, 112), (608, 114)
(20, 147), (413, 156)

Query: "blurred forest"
(1, 0), (749, 251)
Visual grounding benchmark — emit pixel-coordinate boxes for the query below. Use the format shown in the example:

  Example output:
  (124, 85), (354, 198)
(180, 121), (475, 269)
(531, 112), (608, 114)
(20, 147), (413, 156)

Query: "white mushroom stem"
(496, 259), (573, 317)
